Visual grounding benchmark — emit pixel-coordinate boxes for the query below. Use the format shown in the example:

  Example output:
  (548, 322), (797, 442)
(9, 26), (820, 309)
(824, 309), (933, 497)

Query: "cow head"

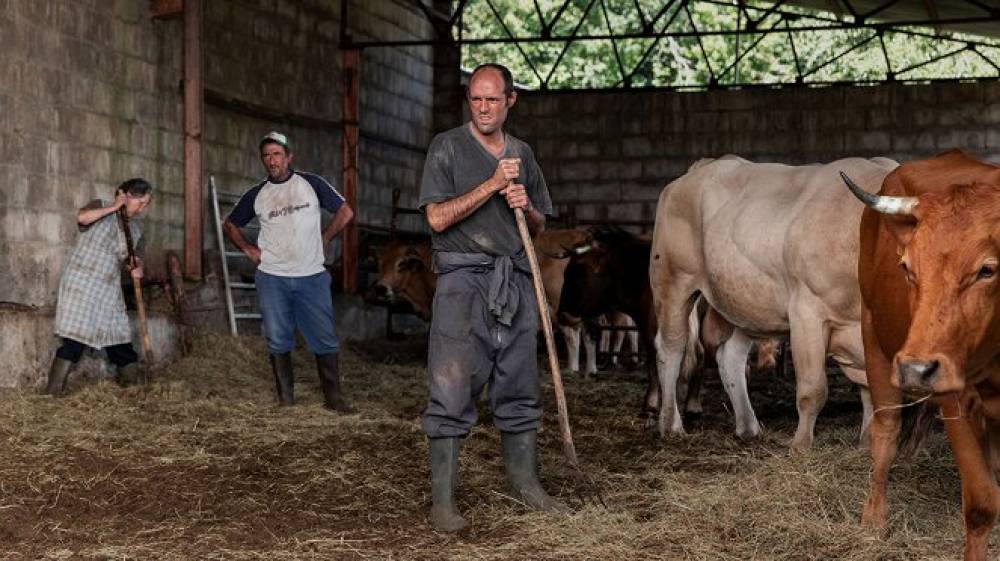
(557, 229), (636, 325)
(843, 172), (1000, 394)
(533, 228), (593, 259)
(369, 240), (435, 321)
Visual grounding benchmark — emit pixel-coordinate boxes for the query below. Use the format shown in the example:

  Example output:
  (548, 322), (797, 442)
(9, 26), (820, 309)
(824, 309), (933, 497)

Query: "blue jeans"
(255, 269), (339, 355)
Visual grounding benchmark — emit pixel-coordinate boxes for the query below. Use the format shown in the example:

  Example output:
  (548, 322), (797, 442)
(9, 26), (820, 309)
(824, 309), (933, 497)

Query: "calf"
(559, 228), (780, 426)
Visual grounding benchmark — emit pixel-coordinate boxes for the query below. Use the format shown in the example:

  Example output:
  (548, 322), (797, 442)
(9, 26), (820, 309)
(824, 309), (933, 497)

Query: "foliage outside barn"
(459, 0), (1000, 89)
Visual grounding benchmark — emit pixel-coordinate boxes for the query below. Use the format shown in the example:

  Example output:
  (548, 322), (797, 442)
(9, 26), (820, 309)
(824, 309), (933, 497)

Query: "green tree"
(458, 0), (1000, 89)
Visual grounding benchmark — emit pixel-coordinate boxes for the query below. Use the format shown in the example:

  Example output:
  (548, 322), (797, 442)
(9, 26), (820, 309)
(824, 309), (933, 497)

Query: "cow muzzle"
(363, 282), (394, 305)
(894, 355), (947, 393)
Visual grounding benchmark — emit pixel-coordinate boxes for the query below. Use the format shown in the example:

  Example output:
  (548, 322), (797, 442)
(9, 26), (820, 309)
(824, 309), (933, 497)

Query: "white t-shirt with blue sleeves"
(227, 170), (345, 277)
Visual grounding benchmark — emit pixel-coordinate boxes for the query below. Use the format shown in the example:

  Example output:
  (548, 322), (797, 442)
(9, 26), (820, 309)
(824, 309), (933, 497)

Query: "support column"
(183, 0), (204, 280)
(341, 48), (360, 294)
(432, 0), (464, 134)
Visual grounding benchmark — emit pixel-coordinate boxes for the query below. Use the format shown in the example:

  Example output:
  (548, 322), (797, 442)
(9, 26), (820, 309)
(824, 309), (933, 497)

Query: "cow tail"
(681, 304), (704, 381)
(896, 399), (935, 460)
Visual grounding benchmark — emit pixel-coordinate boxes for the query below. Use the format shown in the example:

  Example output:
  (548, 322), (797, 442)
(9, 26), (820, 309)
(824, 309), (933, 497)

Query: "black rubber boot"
(315, 353), (355, 413)
(429, 437), (467, 532)
(501, 430), (569, 512)
(270, 353), (295, 405)
(116, 362), (144, 387)
(44, 357), (73, 396)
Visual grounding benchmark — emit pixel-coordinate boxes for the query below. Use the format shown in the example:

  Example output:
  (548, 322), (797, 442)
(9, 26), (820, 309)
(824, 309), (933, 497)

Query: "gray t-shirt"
(419, 123), (553, 256)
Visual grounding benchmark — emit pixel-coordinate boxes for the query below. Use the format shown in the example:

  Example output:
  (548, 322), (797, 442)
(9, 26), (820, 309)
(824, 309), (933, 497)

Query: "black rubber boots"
(428, 437), (467, 532)
(501, 430), (568, 512)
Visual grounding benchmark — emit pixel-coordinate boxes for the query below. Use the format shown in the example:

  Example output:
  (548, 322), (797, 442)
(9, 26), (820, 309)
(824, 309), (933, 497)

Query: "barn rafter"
(344, 0), (1000, 90)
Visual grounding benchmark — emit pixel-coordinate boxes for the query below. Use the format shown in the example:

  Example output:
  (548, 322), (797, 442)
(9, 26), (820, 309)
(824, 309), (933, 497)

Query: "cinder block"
(866, 108), (892, 130)
(643, 159), (685, 181)
(621, 181), (666, 202)
(934, 130), (960, 152)
(622, 136), (653, 157)
(936, 130), (985, 152)
(0, 164), (28, 206)
(984, 103), (1000, 125)
(988, 129), (1000, 150)
(939, 106), (987, 128)
(849, 131), (892, 154)
(619, 161), (643, 180)
(578, 182), (620, 202)
(607, 201), (646, 222)
(559, 161), (600, 182)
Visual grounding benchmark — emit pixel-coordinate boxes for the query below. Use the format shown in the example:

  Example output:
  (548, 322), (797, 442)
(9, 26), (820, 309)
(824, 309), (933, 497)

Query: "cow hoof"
(658, 429), (687, 441)
(787, 438), (813, 453)
(684, 404), (703, 416)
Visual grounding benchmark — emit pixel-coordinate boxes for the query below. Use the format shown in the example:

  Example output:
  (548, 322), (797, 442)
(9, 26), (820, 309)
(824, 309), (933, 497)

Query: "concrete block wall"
(0, 0), (435, 387)
(508, 81), (1000, 229)
(204, 0), (435, 247)
(0, 0), (186, 308)
(350, 2), (434, 234)
(0, 0), (435, 312)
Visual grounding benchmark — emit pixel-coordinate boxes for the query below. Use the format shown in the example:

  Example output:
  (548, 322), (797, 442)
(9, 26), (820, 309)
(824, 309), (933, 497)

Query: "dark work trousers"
(421, 256), (543, 438)
(55, 337), (139, 367)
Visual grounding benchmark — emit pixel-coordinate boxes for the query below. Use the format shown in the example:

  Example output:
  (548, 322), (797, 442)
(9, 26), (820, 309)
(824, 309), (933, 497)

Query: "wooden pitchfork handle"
(118, 208), (154, 377)
(513, 205), (605, 506)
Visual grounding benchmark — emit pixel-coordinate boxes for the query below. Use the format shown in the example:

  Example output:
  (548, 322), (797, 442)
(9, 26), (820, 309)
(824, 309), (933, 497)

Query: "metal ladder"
(210, 176), (262, 336)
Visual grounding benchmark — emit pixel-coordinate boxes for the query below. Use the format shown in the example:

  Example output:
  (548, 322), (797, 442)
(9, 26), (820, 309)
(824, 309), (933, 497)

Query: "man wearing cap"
(223, 131), (355, 412)
(418, 63), (566, 532)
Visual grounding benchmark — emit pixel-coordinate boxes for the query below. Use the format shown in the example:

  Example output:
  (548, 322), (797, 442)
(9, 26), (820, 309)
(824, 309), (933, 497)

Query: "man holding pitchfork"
(418, 63), (566, 532)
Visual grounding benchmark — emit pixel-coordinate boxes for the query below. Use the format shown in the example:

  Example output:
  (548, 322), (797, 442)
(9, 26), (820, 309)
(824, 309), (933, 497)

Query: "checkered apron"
(54, 210), (141, 349)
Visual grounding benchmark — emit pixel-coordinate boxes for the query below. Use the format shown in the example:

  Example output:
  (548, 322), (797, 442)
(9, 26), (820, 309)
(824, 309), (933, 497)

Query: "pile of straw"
(0, 331), (987, 560)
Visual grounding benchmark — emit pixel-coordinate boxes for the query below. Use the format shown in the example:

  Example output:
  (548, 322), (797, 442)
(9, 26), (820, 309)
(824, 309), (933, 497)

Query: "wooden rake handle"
(513, 207), (581, 470)
(514, 207), (605, 506)
(118, 208), (154, 374)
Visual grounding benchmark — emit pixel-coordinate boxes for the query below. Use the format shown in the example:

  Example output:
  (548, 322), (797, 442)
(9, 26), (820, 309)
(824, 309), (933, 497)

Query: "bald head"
(469, 63), (514, 96)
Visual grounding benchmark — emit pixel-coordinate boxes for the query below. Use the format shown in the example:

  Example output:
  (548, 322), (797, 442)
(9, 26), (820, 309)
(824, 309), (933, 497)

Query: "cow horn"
(572, 244), (593, 255)
(839, 171), (917, 215)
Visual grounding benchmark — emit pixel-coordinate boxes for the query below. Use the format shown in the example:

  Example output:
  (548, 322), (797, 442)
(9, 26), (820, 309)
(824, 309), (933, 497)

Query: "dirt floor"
(0, 331), (992, 560)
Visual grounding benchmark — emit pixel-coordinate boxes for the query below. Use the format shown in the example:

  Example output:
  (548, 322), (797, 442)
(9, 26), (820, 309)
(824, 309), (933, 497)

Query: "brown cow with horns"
(842, 150), (1000, 561)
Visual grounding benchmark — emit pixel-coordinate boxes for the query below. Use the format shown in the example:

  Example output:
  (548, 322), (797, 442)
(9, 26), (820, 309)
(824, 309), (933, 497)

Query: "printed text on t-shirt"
(268, 202), (310, 219)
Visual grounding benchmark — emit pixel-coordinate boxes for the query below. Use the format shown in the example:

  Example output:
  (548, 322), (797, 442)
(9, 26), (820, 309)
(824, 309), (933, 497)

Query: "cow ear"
(885, 214), (917, 247)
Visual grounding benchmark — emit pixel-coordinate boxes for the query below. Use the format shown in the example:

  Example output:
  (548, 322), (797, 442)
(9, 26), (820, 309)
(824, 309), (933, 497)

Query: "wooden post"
(183, 0), (203, 280)
(341, 48), (360, 294)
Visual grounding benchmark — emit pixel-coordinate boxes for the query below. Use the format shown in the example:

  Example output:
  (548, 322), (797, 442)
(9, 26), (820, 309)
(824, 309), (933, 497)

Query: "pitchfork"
(118, 207), (154, 383)
(513, 204), (607, 508)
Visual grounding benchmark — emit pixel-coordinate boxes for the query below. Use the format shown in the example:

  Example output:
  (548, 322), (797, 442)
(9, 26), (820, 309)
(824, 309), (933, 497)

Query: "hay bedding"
(0, 331), (992, 560)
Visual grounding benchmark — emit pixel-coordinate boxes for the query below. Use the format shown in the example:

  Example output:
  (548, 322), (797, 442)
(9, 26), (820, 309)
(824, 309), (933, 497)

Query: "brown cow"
(371, 230), (597, 372)
(842, 150), (1000, 561)
(370, 240), (435, 320)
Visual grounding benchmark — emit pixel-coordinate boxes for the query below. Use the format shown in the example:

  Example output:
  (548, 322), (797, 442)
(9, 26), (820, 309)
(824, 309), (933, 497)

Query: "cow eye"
(977, 263), (998, 281)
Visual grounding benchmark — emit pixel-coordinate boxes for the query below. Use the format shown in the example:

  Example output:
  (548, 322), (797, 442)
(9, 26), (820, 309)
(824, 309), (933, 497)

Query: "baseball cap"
(259, 131), (290, 150)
